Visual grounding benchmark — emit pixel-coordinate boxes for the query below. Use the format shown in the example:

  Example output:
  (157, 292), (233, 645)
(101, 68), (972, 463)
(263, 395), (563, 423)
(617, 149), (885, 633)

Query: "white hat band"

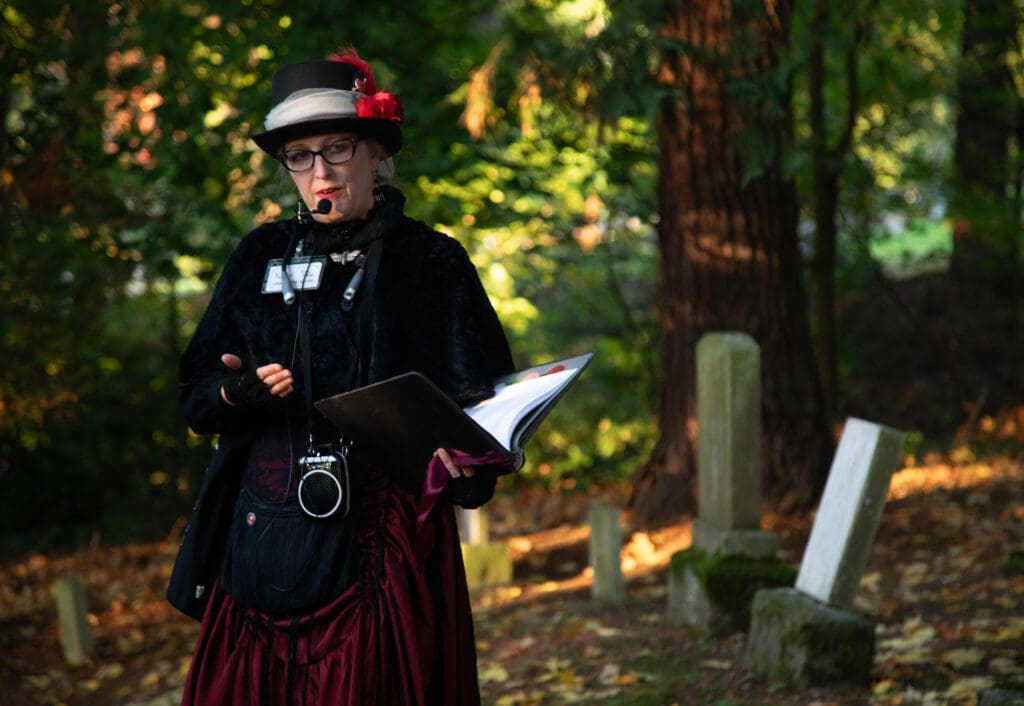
(264, 88), (365, 131)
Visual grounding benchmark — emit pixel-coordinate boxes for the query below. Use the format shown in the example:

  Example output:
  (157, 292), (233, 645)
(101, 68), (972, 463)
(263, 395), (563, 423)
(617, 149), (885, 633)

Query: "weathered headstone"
(669, 333), (790, 634)
(795, 418), (906, 609)
(691, 332), (777, 558)
(54, 575), (93, 665)
(588, 502), (626, 603)
(460, 507), (513, 589)
(742, 417), (905, 687)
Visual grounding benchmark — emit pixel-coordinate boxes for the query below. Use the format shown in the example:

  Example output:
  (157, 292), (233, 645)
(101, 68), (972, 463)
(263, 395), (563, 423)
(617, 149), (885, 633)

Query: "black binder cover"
(314, 352), (594, 490)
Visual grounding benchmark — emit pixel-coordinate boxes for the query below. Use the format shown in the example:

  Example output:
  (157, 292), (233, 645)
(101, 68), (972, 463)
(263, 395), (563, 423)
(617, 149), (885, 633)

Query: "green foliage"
(867, 217), (952, 278)
(418, 99), (661, 491)
(790, 0), (960, 233)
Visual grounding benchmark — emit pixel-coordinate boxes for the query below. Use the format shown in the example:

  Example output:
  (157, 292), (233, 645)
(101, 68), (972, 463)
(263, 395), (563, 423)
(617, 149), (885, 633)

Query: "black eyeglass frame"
(278, 136), (367, 173)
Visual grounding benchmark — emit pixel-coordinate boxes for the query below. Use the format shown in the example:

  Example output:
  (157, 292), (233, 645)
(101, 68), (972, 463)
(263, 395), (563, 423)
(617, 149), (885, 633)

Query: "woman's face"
(282, 132), (382, 223)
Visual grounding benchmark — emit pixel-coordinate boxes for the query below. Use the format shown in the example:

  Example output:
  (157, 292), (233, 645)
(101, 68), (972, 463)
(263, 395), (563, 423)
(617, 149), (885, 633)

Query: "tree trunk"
(807, 0), (870, 421)
(950, 0), (1017, 292)
(807, 0), (837, 421)
(629, 0), (832, 528)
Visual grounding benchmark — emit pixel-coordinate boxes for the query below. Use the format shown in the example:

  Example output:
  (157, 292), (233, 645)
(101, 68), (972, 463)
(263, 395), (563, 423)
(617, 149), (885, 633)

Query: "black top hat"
(252, 56), (403, 157)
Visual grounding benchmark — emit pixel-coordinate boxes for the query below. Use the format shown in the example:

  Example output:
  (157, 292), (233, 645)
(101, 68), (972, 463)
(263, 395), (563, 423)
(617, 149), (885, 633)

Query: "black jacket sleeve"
(178, 229), (290, 435)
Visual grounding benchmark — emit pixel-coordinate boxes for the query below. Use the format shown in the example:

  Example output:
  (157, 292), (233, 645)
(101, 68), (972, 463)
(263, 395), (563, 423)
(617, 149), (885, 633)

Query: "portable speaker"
(297, 449), (350, 519)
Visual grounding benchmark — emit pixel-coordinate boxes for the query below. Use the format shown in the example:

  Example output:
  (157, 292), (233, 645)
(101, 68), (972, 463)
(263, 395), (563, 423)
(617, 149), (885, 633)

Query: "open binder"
(314, 352), (594, 488)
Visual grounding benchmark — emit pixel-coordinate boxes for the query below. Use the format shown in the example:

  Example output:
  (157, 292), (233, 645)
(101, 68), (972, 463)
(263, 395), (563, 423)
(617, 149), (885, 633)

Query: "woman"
(168, 48), (515, 705)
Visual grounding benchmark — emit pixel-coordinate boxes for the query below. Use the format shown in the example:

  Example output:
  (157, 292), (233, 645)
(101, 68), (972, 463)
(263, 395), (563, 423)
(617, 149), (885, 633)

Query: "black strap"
(355, 237), (384, 387)
(298, 301), (314, 448)
(295, 212), (386, 432)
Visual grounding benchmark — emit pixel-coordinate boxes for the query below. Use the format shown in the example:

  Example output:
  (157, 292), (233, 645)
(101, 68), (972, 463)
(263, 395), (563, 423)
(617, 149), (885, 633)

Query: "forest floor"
(1, 442), (1023, 706)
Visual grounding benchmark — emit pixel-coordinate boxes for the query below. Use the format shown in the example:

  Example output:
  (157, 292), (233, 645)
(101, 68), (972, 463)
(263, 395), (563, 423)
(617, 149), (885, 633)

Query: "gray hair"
(367, 138), (395, 185)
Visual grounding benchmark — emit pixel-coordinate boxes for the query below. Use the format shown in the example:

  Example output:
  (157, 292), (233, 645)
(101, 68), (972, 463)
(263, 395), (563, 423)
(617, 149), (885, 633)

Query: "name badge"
(262, 257), (326, 294)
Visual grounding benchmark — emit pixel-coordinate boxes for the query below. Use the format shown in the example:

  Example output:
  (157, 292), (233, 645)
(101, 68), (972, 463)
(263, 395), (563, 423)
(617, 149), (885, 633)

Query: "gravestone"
(795, 418), (907, 609)
(588, 502), (626, 603)
(460, 507), (513, 589)
(668, 333), (790, 634)
(691, 332), (777, 558)
(742, 417), (905, 687)
(54, 575), (93, 665)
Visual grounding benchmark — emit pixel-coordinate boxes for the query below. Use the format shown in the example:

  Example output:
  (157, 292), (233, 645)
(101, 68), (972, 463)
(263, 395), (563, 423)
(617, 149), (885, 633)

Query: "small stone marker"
(460, 507), (488, 545)
(460, 507), (513, 589)
(54, 575), (93, 665)
(795, 417), (906, 609)
(742, 417), (906, 686)
(691, 333), (777, 558)
(588, 502), (626, 602)
(461, 543), (514, 588)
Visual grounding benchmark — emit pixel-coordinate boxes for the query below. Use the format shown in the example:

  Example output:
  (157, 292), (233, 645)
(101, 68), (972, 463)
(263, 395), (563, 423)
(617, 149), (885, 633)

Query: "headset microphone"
(314, 199), (333, 215)
(281, 265), (296, 305)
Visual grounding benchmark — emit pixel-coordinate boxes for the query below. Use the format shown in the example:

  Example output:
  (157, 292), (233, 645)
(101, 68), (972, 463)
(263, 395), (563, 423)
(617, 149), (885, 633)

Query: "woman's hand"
(220, 353), (295, 406)
(435, 448), (475, 478)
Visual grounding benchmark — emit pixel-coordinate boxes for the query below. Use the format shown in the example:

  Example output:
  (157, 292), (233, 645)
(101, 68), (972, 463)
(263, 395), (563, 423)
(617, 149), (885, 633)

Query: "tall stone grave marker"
(691, 333), (777, 557)
(668, 333), (793, 634)
(742, 417), (905, 686)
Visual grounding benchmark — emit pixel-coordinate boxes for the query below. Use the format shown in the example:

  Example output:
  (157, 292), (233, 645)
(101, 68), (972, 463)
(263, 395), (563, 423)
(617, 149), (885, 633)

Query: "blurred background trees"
(1, 0), (1020, 553)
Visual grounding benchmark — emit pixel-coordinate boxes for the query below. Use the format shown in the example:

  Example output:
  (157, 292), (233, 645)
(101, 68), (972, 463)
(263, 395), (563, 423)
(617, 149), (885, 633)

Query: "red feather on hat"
(330, 47), (378, 95)
(357, 91), (404, 123)
(331, 47), (403, 123)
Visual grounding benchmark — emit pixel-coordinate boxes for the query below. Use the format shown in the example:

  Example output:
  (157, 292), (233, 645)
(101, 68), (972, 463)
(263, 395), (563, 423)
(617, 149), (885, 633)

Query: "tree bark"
(807, 0), (870, 420)
(950, 0), (1018, 291)
(807, 0), (837, 420)
(629, 0), (832, 527)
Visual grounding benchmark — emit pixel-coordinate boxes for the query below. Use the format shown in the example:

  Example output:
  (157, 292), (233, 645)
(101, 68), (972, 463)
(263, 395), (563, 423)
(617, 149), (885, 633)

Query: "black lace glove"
(221, 370), (276, 411)
(446, 470), (498, 509)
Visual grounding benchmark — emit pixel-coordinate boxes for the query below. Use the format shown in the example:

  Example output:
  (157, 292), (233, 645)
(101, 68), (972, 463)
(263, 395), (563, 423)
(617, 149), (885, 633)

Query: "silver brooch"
(329, 250), (362, 264)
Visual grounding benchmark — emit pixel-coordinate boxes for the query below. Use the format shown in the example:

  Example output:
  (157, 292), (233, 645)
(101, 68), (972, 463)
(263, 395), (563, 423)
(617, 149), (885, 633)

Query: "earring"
(374, 187), (386, 205)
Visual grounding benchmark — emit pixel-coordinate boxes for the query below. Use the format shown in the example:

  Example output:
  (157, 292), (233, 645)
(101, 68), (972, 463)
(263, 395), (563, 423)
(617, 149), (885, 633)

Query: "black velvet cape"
(167, 186), (514, 620)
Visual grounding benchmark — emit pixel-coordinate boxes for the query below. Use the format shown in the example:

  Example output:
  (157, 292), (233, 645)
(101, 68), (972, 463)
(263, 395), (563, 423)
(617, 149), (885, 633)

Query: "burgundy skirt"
(180, 452), (496, 706)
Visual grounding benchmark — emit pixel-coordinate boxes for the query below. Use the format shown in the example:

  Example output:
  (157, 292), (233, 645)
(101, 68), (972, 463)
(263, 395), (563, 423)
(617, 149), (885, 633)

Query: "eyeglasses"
(279, 137), (366, 173)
